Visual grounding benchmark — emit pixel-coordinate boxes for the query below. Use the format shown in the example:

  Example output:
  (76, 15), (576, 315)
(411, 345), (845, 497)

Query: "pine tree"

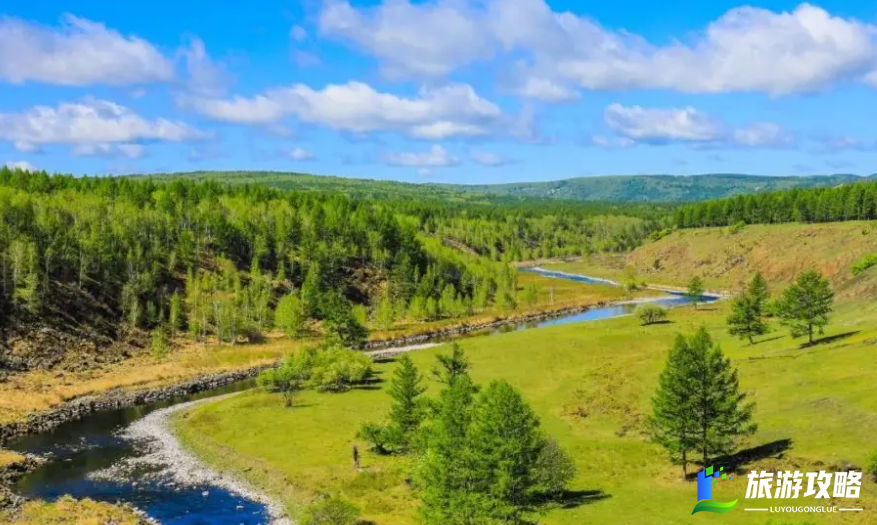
(651, 329), (756, 473)
(301, 262), (322, 318)
(650, 334), (698, 477)
(686, 276), (705, 309)
(431, 343), (471, 387)
(464, 380), (545, 522)
(418, 373), (477, 525)
(168, 291), (184, 333)
(275, 292), (308, 338)
(747, 272), (770, 310)
(726, 295), (768, 344)
(687, 328), (756, 466)
(387, 355), (427, 449)
(775, 270), (834, 345)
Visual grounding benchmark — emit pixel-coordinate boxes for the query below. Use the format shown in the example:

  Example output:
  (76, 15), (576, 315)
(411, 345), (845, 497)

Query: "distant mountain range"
(143, 172), (876, 203)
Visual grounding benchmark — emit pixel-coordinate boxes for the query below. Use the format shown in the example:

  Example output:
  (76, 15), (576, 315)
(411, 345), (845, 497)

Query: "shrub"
(636, 304), (668, 326)
(301, 496), (360, 525)
(728, 221), (747, 234)
(851, 253), (877, 276)
(533, 437), (577, 497)
(308, 346), (373, 392)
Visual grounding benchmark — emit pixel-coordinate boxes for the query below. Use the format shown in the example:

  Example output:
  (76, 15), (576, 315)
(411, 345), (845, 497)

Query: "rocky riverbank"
(362, 300), (612, 357)
(0, 453), (42, 512)
(0, 366), (271, 446)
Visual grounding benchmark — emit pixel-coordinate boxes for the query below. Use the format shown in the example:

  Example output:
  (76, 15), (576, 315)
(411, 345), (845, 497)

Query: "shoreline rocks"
(0, 366), (271, 446)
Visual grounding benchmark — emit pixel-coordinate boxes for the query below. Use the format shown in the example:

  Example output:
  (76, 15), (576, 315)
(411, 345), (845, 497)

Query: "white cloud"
(319, 0), (494, 78)
(4, 160), (36, 171)
(598, 103), (793, 148)
(470, 150), (512, 166)
(320, 0), (877, 95)
(184, 81), (502, 138)
(731, 123), (794, 148)
(0, 99), (204, 154)
(604, 103), (722, 143)
(385, 144), (458, 167)
(181, 36), (229, 96)
(511, 76), (579, 103)
(289, 147), (315, 160)
(0, 14), (173, 86)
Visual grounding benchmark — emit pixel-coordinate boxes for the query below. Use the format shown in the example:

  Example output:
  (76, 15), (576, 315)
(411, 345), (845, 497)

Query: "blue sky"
(3, 0), (877, 183)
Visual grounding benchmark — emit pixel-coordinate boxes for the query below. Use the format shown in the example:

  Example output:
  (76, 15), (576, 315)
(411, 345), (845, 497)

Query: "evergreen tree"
(687, 328), (757, 465)
(168, 291), (184, 333)
(650, 334), (698, 477)
(322, 292), (368, 347)
(651, 329), (756, 474)
(775, 270), (834, 345)
(747, 272), (770, 310)
(301, 262), (323, 318)
(726, 295), (768, 344)
(464, 380), (545, 523)
(387, 355), (427, 449)
(275, 292), (308, 338)
(685, 276), (705, 309)
(432, 343), (471, 387)
(418, 374), (478, 525)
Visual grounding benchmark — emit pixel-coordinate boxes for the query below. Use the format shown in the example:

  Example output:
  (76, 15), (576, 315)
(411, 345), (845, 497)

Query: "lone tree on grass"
(686, 277), (705, 309)
(650, 328), (756, 477)
(775, 270), (834, 345)
(637, 304), (668, 326)
(727, 273), (771, 344)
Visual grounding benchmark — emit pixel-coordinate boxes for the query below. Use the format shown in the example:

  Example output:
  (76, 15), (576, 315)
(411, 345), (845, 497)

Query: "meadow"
(174, 288), (877, 524)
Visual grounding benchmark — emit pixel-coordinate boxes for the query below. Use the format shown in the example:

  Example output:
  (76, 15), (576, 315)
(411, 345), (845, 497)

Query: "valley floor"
(173, 294), (877, 524)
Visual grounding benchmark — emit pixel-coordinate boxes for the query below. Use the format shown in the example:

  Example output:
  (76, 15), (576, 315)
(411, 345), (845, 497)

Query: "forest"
(673, 180), (877, 228)
(0, 167), (656, 369)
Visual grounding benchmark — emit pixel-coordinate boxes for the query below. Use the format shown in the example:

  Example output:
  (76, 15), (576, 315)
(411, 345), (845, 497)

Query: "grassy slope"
(0, 273), (624, 426)
(175, 294), (877, 525)
(547, 221), (877, 296)
(4, 496), (141, 525)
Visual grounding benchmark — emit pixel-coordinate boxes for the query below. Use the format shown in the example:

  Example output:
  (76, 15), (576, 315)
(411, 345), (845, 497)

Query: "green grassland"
(174, 292), (877, 524)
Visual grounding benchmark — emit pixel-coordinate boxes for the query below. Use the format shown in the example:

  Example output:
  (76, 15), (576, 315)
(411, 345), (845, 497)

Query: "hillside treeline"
(673, 181), (877, 228)
(0, 168), (510, 352)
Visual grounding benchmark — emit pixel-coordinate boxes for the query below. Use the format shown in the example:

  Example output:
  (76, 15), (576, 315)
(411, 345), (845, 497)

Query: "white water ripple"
(89, 393), (293, 525)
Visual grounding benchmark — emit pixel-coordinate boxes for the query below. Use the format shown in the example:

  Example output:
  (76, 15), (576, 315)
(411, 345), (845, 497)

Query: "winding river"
(6, 270), (718, 524)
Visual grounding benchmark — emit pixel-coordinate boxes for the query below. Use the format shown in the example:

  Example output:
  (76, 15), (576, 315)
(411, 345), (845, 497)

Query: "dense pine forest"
(0, 167), (659, 371)
(673, 181), (877, 227)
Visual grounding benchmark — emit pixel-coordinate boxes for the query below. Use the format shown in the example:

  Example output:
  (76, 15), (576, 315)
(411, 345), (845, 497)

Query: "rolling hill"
(140, 171), (874, 203)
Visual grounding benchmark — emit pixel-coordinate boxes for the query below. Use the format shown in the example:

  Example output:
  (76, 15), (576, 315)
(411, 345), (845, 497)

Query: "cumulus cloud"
(319, 0), (877, 96)
(181, 36), (230, 96)
(183, 81), (502, 139)
(384, 144), (458, 167)
(0, 99), (204, 154)
(319, 0), (494, 78)
(4, 160), (36, 171)
(0, 14), (173, 86)
(598, 103), (793, 148)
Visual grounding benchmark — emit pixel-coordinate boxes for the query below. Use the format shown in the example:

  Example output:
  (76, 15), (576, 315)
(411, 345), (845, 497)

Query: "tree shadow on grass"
(530, 489), (611, 510)
(751, 334), (785, 345)
(684, 439), (794, 481)
(721, 438), (794, 473)
(800, 331), (860, 349)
